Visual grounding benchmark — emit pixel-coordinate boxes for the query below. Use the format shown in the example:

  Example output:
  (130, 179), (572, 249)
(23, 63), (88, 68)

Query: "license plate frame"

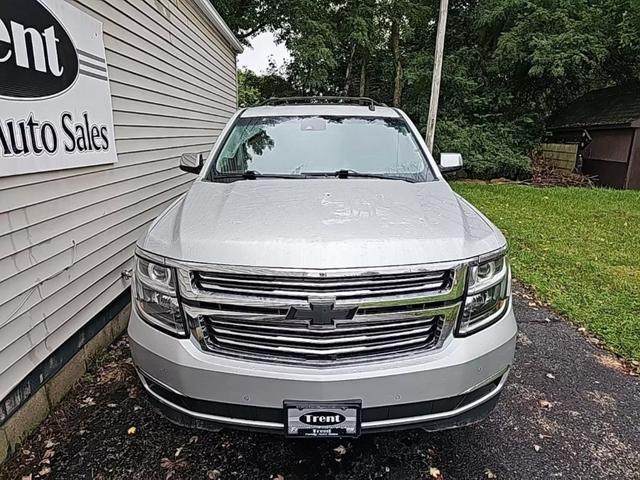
(284, 400), (362, 438)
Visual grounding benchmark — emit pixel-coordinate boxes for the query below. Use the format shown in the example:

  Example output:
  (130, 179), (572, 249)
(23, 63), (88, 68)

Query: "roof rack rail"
(260, 96), (387, 111)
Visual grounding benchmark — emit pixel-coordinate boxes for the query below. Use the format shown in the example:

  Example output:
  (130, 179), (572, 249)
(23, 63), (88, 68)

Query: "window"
(208, 116), (435, 182)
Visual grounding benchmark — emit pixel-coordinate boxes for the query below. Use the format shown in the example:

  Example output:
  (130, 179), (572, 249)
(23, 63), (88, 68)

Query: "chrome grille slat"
(210, 324), (436, 345)
(215, 335), (431, 356)
(195, 281), (447, 299)
(208, 317), (434, 334)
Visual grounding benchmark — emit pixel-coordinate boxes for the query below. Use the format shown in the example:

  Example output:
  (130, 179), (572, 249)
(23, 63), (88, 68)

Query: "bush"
(434, 120), (533, 180)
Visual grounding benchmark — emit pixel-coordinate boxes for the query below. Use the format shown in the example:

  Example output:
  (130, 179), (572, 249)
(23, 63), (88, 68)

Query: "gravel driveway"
(3, 289), (639, 480)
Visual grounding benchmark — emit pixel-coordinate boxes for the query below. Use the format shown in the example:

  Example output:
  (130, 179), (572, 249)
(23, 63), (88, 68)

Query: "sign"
(0, 0), (117, 177)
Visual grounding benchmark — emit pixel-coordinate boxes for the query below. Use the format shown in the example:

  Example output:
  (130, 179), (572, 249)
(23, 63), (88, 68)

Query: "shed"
(547, 83), (640, 189)
(0, 0), (241, 457)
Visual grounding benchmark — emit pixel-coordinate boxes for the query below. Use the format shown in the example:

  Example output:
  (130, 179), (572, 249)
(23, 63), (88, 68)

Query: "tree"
(216, 0), (640, 179)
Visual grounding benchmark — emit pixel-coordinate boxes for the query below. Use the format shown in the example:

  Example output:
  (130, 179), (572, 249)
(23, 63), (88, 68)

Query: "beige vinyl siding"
(0, 0), (237, 400)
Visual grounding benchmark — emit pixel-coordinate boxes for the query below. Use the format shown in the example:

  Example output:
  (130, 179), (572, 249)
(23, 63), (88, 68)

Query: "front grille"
(192, 269), (450, 300)
(180, 264), (465, 365)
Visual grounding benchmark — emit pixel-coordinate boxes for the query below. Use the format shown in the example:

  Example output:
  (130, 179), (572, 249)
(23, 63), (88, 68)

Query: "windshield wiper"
(215, 170), (302, 180)
(302, 169), (418, 183)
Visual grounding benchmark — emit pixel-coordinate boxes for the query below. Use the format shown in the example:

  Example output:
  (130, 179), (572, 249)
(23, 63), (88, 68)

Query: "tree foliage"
(214, 0), (640, 178)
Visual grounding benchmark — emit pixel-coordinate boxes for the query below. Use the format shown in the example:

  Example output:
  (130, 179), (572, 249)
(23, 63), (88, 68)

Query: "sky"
(238, 32), (291, 74)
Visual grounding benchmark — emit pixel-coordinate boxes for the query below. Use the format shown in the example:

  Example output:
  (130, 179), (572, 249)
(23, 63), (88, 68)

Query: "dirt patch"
(0, 337), (137, 480)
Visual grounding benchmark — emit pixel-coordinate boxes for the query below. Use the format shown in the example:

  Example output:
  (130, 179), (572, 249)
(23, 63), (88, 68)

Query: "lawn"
(453, 182), (640, 361)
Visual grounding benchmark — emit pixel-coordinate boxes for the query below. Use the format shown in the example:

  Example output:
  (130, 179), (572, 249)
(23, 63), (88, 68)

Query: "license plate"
(285, 401), (361, 438)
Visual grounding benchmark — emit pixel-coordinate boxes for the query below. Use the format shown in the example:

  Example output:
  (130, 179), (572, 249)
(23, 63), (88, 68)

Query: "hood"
(140, 179), (506, 269)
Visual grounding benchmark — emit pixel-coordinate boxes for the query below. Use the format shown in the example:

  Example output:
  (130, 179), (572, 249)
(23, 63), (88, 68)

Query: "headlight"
(457, 253), (510, 336)
(133, 253), (186, 336)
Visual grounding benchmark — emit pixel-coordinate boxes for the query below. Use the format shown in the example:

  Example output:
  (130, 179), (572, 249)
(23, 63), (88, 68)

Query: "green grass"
(453, 182), (640, 361)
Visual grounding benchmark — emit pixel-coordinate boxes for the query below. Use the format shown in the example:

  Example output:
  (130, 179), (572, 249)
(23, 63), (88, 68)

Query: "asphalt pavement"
(2, 290), (639, 480)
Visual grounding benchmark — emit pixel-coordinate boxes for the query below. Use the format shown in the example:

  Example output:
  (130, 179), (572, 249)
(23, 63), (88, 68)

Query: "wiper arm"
(302, 169), (417, 183)
(215, 170), (302, 180)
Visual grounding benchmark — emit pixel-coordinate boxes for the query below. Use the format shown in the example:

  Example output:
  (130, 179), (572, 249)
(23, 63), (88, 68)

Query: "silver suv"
(129, 97), (516, 438)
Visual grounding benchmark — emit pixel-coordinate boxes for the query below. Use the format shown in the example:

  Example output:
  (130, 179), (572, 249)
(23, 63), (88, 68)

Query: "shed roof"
(549, 83), (640, 130)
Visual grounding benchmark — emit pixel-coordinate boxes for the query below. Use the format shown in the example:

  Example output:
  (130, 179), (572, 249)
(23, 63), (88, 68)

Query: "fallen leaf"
(207, 469), (222, 479)
(175, 447), (183, 458)
(485, 468), (497, 478)
(127, 426), (137, 435)
(272, 475), (285, 480)
(333, 445), (347, 456)
(38, 466), (51, 476)
(44, 440), (56, 449)
(538, 399), (553, 409)
(429, 466), (441, 478)
(534, 444), (541, 452)
(545, 373), (556, 379)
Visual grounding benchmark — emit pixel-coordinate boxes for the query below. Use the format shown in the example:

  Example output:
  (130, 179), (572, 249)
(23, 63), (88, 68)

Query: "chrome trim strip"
(195, 281), (448, 299)
(211, 324), (435, 345)
(207, 316), (434, 333)
(197, 270), (447, 286)
(216, 335), (431, 355)
(361, 368), (509, 429)
(137, 368), (509, 431)
(183, 304), (455, 322)
(171, 256), (465, 276)
(137, 371), (283, 429)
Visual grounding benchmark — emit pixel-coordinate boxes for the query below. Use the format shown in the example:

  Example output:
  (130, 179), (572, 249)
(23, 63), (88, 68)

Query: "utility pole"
(425, 0), (449, 152)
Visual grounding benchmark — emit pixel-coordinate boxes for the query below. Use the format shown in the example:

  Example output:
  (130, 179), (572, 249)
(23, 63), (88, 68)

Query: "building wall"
(551, 127), (635, 189)
(581, 128), (632, 188)
(0, 0), (237, 412)
(625, 129), (640, 190)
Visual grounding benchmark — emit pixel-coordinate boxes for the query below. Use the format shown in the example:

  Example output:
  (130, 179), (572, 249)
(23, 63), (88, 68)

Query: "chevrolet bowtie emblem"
(286, 299), (358, 328)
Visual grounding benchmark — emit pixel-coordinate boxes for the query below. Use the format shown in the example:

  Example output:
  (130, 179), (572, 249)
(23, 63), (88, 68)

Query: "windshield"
(207, 116), (435, 182)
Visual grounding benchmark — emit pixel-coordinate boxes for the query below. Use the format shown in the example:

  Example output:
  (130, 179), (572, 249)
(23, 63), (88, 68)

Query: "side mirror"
(180, 152), (204, 174)
(439, 153), (463, 173)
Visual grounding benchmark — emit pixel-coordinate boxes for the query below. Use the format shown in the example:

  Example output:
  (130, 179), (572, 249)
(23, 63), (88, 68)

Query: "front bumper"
(129, 304), (516, 434)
